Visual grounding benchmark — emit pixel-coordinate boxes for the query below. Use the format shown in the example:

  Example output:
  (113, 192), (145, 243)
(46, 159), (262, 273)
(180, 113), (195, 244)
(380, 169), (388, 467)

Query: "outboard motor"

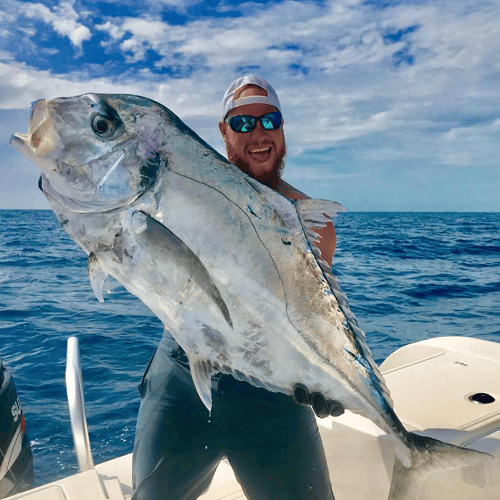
(0, 357), (34, 497)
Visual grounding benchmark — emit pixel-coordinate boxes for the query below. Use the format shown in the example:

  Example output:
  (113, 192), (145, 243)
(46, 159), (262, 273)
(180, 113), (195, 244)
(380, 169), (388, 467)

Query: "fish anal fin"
(186, 355), (217, 412)
(88, 253), (109, 303)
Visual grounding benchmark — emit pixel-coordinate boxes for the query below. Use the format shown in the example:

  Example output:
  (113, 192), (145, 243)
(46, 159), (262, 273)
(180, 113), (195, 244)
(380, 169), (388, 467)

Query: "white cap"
(222, 75), (281, 119)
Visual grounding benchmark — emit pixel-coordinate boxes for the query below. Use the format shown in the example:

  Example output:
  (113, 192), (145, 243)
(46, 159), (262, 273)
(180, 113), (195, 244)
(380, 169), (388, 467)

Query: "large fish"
(11, 94), (491, 499)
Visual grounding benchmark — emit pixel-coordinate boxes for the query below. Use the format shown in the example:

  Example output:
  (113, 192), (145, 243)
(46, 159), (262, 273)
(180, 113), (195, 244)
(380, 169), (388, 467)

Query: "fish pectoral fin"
(88, 253), (109, 303)
(186, 355), (217, 412)
(135, 211), (233, 328)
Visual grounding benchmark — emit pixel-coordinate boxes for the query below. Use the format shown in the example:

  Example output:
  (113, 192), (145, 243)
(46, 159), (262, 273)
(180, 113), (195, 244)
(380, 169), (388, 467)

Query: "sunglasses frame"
(224, 111), (283, 133)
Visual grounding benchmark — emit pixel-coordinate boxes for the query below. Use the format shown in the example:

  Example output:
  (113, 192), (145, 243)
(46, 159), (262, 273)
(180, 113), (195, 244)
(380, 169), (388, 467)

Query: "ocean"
(0, 210), (499, 486)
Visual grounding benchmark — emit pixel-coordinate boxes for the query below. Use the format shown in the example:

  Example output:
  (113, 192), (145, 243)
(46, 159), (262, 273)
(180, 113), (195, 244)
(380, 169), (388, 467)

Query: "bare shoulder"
(275, 179), (309, 200)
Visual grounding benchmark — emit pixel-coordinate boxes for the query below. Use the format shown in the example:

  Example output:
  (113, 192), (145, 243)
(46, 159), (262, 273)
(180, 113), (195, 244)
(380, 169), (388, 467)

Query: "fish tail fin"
(388, 432), (493, 500)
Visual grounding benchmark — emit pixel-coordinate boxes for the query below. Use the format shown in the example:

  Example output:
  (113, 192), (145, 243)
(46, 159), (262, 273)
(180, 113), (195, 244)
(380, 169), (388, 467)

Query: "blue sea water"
(0, 210), (499, 486)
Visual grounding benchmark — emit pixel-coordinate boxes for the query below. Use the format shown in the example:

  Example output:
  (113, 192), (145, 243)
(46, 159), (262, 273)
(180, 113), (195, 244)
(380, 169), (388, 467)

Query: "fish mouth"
(11, 99), (47, 148)
(28, 99), (49, 139)
(10, 98), (62, 173)
(10, 130), (30, 154)
(9, 131), (29, 153)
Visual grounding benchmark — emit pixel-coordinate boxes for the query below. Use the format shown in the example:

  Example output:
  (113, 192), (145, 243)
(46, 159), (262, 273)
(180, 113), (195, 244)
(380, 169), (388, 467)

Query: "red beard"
(227, 140), (287, 189)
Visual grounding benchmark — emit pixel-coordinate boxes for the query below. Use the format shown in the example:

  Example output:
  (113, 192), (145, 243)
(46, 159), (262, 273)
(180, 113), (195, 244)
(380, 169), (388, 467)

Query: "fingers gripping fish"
(11, 94), (492, 500)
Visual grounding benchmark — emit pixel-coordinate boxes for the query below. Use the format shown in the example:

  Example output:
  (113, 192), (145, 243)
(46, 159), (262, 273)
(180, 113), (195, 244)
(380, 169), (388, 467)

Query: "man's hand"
(293, 384), (345, 418)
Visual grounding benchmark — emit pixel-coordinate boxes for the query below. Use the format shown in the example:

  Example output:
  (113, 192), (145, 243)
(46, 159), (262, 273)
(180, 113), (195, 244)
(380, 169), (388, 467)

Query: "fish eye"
(91, 113), (116, 138)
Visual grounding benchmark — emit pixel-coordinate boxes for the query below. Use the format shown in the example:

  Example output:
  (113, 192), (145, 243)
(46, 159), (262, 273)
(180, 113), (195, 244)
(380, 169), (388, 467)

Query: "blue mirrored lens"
(227, 112), (282, 133)
(261, 112), (282, 130)
(228, 116), (256, 133)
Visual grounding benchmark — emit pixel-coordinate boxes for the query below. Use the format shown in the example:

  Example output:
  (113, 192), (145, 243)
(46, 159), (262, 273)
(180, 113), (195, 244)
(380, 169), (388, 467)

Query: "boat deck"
(9, 336), (500, 500)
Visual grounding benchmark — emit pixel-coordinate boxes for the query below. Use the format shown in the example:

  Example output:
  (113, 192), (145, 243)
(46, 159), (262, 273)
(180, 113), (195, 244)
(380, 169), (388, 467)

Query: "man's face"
(219, 86), (286, 188)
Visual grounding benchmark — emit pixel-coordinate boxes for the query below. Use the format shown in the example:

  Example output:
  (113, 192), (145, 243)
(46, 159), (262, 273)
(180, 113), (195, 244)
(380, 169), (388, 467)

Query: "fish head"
(10, 94), (165, 212)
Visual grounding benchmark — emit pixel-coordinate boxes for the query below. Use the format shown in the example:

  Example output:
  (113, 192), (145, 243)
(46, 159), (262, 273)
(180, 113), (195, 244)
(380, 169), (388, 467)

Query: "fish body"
(11, 94), (491, 500)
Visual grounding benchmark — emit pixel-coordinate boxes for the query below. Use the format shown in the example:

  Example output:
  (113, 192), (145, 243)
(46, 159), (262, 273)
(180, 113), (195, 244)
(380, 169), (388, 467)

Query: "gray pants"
(132, 334), (335, 500)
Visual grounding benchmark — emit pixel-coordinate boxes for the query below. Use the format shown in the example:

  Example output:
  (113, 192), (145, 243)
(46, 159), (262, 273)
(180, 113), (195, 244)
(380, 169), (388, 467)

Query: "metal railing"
(65, 336), (94, 472)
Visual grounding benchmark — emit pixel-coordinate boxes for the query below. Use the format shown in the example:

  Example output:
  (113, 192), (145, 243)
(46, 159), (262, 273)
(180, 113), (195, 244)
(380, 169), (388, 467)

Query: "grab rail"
(66, 336), (94, 472)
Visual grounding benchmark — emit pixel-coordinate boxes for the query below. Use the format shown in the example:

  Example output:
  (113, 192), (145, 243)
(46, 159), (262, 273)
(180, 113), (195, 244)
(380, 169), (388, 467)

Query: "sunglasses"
(225, 111), (283, 133)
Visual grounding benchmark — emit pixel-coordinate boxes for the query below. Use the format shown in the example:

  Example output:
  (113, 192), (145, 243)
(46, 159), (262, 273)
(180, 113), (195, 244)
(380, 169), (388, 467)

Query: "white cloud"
(0, 61), (138, 108)
(22, 1), (91, 49)
(96, 20), (124, 41)
(439, 120), (500, 167)
(134, 0), (204, 13)
(121, 17), (167, 39)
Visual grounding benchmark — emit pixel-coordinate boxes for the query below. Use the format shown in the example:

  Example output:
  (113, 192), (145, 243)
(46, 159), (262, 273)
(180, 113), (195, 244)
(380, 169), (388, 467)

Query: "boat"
(0, 357), (34, 498)
(6, 335), (500, 500)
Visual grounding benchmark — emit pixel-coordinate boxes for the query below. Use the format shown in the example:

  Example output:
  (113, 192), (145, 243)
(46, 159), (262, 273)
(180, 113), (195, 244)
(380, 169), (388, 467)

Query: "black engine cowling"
(0, 359), (35, 497)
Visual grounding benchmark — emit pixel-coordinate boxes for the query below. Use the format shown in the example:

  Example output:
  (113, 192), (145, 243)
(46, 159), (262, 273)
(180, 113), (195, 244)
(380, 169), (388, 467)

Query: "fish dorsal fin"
(88, 253), (109, 303)
(185, 354), (216, 412)
(294, 198), (346, 226)
(294, 199), (392, 406)
(294, 198), (345, 263)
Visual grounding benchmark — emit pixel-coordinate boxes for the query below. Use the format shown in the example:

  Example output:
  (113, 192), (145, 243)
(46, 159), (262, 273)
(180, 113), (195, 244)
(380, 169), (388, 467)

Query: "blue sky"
(1, 0), (499, 211)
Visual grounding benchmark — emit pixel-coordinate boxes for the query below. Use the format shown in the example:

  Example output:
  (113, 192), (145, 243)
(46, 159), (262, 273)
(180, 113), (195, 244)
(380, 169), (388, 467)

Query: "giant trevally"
(11, 94), (491, 500)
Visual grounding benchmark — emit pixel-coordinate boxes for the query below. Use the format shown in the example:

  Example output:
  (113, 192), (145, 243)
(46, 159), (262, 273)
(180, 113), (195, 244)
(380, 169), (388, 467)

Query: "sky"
(1, 0), (499, 211)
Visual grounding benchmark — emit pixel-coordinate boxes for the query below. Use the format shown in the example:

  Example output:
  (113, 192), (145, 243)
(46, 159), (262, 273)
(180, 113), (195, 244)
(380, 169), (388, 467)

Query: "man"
(219, 76), (336, 265)
(132, 76), (340, 500)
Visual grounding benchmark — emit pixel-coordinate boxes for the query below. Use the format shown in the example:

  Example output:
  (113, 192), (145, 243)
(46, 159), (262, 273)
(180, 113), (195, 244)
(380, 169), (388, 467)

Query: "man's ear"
(219, 121), (229, 144)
